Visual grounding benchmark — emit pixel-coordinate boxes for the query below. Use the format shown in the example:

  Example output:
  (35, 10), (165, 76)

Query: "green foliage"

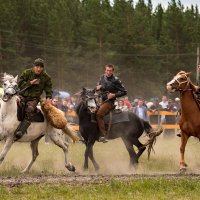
(0, 0), (200, 98)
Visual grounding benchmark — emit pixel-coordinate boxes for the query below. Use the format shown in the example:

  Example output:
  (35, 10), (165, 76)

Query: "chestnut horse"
(166, 71), (200, 172)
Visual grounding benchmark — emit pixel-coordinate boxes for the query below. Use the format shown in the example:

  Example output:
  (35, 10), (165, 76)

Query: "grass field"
(0, 132), (200, 199)
(1, 177), (200, 200)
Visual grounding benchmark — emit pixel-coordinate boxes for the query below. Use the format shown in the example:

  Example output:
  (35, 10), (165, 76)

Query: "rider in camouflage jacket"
(15, 58), (52, 140)
(18, 67), (52, 98)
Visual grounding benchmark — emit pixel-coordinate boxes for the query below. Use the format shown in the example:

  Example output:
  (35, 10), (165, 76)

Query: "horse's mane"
(75, 102), (84, 115)
(2, 73), (15, 82)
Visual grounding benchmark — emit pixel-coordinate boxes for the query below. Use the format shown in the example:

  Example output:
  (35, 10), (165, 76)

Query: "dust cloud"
(0, 131), (200, 175)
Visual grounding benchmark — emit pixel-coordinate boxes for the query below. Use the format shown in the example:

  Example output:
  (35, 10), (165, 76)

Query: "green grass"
(0, 178), (200, 200)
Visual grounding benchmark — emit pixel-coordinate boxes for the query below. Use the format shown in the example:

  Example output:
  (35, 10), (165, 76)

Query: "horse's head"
(76, 87), (98, 114)
(2, 73), (19, 102)
(166, 71), (191, 93)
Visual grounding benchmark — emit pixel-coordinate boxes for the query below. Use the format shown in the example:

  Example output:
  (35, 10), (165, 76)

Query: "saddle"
(103, 109), (130, 124)
(17, 100), (44, 122)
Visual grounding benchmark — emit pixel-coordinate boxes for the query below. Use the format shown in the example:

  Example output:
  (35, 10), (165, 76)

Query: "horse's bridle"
(2, 83), (19, 102)
(172, 74), (191, 92)
(79, 92), (99, 113)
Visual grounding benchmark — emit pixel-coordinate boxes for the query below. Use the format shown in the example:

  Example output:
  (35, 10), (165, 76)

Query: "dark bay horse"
(166, 71), (200, 172)
(76, 88), (162, 171)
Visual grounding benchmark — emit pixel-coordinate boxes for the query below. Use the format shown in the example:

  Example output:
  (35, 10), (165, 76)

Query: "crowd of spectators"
(52, 94), (181, 128)
(52, 96), (78, 112)
(114, 95), (181, 125)
(51, 95), (78, 124)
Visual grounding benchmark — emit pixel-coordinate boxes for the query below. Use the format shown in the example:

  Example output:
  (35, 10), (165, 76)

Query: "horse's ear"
(186, 72), (191, 77)
(14, 75), (18, 82)
(82, 87), (86, 93)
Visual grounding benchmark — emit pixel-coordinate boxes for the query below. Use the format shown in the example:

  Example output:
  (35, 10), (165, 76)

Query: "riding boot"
(96, 117), (108, 143)
(90, 113), (97, 123)
(97, 130), (108, 143)
(98, 135), (108, 143)
(15, 119), (31, 140)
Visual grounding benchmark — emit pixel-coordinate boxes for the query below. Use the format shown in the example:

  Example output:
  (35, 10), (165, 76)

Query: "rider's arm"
(114, 78), (127, 98)
(18, 69), (32, 90)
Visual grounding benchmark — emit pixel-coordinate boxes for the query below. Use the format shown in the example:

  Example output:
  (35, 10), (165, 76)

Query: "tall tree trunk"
(0, 32), (3, 73)
(0, 32), (2, 60)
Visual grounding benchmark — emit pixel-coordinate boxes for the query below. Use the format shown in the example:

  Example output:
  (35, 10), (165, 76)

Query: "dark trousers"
(96, 101), (114, 135)
(22, 97), (39, 121)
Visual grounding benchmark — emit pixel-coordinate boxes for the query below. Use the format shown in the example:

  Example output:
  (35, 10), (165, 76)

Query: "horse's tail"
(62, 125), (80, 143)
(143, 120), (163, 160)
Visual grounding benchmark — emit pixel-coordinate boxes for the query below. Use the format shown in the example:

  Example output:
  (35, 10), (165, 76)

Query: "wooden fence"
(147, 110), (179, 130)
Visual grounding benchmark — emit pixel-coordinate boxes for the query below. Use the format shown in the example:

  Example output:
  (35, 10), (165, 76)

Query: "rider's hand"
(30, 78), (40, 85)
(96, 85), (102, 91)
(107, 93), (115, 99)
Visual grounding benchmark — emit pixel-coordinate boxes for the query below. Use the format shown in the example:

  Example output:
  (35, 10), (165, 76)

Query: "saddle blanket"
(104, 109), (130, 124)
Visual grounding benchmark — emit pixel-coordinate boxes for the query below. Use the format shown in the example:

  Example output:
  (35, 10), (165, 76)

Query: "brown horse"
(166, 71), (200, 172)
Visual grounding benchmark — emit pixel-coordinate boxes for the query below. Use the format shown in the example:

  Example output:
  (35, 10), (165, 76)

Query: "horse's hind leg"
(133, 138), (146, 160)
(22, 137), (42, 173)
(49, 130), (75, 172)
(122, 138), (138, 167)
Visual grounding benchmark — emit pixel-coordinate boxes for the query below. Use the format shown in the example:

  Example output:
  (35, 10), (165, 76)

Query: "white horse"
(0, 73), (75, 173)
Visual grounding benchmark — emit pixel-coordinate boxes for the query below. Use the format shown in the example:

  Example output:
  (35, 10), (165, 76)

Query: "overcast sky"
(110, 1), (200, 10)
(150, 0), (200, 9)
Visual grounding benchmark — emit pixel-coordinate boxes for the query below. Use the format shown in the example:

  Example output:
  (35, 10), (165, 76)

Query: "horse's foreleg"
(88, 144), (99, 172)
(180, 132), (189, 171)
(84, 143), (90, 170)
(84, 141), (99, 171)
(0, 137), (13, 164)
(49, 130), (75, 172)
(22, 137), (41, 173)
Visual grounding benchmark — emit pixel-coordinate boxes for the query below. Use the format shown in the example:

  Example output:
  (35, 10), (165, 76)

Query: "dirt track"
(1, 173), (200, 187)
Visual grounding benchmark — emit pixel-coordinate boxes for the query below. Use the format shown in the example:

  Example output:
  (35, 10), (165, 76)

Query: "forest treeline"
(1, 0), (200, 99)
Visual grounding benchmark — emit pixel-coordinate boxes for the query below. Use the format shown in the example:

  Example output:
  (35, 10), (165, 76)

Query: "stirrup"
(91, 119), (97, 123)
(98, 136), (108, 143)
(15, 130), (24, 140)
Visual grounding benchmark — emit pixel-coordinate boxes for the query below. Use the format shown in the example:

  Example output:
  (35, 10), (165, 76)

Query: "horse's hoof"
(66, 163), (76, 172)
(95, 166), (100, 173)
(180, 167), (187, 174)
(129, 162), (138, 170)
